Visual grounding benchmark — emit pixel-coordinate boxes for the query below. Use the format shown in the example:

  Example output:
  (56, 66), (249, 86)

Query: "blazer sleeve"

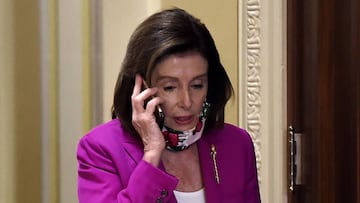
(77, 135), (178, 203)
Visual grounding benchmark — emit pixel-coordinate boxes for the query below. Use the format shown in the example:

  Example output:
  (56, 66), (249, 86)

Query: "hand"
(131, 74), (165, 166)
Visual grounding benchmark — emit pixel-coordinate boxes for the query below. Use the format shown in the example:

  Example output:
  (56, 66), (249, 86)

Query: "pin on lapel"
(210, 144), (220, 184)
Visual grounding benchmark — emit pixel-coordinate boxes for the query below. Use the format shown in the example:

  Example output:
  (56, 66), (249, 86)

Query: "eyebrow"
(155, 73), (208, 82)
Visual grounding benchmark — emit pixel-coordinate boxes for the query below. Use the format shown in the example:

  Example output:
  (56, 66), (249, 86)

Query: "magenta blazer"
(77, 119), (261, 203)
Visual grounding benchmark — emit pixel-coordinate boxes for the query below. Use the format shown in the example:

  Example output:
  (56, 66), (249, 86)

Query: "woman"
(77, 8), (261, 203)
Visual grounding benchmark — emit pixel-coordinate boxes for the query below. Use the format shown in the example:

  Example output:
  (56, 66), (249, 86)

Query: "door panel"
(287, 0), (360, 202)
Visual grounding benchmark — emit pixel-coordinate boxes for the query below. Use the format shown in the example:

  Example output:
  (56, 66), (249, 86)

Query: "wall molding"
(246, 0), (262, 182)
(240, 0), (287, 202)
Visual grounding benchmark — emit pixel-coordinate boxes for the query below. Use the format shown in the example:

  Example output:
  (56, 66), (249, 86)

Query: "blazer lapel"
(123, 139), (144, 165)
(198, 139), (221, 203)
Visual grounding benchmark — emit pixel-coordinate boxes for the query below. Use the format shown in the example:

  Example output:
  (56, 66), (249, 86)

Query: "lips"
(173, 115), (194, 126)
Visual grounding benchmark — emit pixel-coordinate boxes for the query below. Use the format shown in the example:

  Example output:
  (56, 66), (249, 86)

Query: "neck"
(162, 144), (199, 163)
(161, 144), (203, 192)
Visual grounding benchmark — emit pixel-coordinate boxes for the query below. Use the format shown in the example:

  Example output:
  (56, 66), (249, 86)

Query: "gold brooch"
(211, 144), (220, 184)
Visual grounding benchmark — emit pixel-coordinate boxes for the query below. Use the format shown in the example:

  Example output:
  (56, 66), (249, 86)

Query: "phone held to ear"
(142, 80), (165, 129)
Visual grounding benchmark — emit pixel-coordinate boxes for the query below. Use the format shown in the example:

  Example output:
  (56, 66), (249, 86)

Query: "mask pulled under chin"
(161, 101), (210, 152)
(161, 118), (206, 152)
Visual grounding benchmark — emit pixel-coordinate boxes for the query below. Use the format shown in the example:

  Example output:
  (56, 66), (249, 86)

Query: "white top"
(173, 188), (206, 203)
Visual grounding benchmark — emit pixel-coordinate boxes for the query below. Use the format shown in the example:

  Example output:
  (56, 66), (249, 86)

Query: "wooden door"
(287, 0), (360, 202)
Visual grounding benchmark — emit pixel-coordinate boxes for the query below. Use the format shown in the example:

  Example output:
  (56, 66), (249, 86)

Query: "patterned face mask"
(161, 101), (210, 152)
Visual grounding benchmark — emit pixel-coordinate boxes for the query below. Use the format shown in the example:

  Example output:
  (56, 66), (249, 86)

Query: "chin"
(167, 123), (197, 132)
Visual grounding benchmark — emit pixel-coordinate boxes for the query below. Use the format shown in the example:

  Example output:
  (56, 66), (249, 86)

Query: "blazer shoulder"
(78, 119), (140, 154)
(81, 119), (137, 142)
(223, 123), (249, 135)
(205, 123), (254, 149)
(214, 123), (252, 140)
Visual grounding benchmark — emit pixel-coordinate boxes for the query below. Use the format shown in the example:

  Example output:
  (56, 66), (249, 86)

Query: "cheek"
(158, 89), (207, 113)
(159, 95), (206, 115)
(159, 96), (175, 114)
(194, 97), (206, 114)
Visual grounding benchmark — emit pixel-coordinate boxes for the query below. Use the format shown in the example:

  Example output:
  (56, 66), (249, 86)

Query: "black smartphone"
(142, 80), (165, 129)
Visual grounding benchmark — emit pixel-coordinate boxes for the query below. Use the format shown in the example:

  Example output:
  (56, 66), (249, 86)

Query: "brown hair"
(112, 8), (234, 136)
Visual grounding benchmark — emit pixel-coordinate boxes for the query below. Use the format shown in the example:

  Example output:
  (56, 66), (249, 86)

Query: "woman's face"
(151, 51), (208, 131)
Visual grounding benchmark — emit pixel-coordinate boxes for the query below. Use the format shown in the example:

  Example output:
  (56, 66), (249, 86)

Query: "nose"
(178, 89), (192, 109)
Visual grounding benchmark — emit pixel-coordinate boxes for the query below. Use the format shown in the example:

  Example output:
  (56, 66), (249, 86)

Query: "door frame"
(238, 0), (288, 202)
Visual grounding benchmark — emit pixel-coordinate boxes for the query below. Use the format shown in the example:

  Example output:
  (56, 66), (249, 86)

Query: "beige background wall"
(0, 0), (42, 203)
(0, 0), (15, 202)
(101, 0), (151, 121)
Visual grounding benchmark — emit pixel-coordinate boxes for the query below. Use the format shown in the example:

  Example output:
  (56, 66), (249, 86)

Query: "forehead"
(152, 51), (208, 79)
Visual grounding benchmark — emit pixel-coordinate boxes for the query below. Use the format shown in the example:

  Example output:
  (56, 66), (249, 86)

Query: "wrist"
(143, 148), (164, 167)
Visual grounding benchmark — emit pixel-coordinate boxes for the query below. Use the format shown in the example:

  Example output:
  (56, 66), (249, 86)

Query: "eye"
(163, 86), (176, 92)
(192, 84), (204, 89)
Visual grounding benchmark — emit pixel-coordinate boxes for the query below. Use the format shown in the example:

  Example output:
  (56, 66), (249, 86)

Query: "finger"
(132, 74), (143, 97)
(131, 74), (147, 113)
(143, 96), (162, 114)
(132, 87), (158, 115)
(132, 80), (160, 116)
